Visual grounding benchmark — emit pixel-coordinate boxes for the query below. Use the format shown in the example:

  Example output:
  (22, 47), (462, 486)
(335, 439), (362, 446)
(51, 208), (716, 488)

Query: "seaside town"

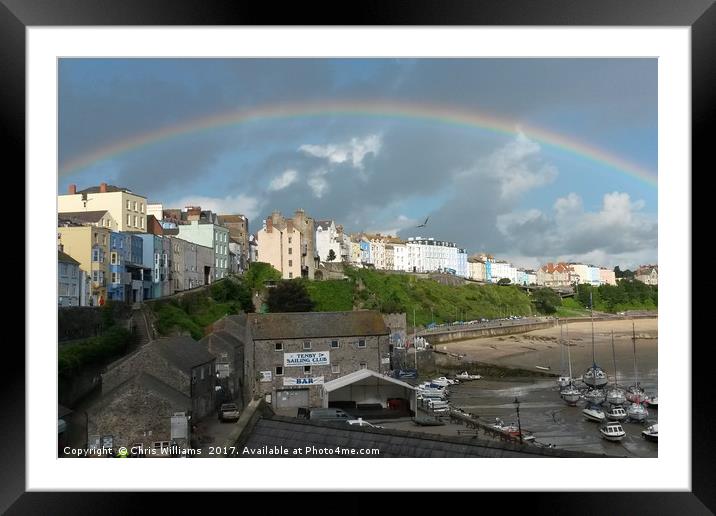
(55, 58), (658, 460)
(57, 182), (658, 459)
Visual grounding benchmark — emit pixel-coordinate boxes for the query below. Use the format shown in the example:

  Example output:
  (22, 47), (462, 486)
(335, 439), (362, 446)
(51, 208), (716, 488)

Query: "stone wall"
(425, 320), (556, 344)
(253, 334), (388, 407)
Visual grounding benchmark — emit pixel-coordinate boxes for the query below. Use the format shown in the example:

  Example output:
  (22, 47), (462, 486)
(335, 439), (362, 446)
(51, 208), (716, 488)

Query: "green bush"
(58, 326), (134, 378)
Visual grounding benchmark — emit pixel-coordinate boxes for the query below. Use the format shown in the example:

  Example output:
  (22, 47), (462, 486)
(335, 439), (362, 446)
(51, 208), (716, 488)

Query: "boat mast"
(566, 320), (573, 381)
(632, 321), (638, 389)
(611, 329), (618, 386)
(560, 321), (565, 376)
(590, 291), (596, 366)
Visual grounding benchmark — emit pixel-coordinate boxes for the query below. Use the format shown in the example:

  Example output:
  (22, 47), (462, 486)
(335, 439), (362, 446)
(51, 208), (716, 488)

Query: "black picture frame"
(5, 0), (710, 512)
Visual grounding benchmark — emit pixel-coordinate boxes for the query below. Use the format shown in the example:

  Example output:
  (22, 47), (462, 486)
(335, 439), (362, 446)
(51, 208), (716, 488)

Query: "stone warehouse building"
(249, 311), (391, 410)
(89, 336), (216, 451)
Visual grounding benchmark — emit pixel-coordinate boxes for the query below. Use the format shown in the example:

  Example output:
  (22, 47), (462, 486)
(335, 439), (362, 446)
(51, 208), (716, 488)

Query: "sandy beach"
(437, 318), (657, 381)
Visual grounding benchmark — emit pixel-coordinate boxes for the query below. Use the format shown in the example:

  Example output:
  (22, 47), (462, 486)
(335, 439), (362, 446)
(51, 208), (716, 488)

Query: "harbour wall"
(424, 320), (556, 344)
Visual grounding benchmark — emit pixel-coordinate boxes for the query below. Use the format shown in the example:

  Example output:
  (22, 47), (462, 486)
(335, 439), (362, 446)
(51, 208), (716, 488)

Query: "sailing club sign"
(283, 376), (325, 386)
(284, 351), (330, 367)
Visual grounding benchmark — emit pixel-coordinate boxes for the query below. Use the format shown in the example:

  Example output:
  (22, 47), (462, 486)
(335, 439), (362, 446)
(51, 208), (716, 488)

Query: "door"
(275, 389), (309, 409)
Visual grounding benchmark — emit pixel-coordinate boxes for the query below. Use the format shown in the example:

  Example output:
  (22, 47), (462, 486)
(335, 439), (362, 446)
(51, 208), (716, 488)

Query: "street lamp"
(513, 397), (523, 444)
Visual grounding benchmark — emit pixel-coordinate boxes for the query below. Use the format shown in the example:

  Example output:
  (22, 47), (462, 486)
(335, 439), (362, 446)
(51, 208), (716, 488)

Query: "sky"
(58, 58), (657, 270)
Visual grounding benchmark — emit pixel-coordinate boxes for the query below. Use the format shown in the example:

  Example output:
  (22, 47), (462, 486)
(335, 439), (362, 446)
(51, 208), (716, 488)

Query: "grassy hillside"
(308, 267), (535, 326)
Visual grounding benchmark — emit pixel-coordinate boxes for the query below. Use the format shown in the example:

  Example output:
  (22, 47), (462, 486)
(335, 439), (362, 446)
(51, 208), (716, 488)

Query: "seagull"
(416, 216), (429, 228)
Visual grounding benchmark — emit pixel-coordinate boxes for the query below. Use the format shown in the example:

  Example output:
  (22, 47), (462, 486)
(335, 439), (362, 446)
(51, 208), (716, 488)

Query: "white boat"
(600, 421), (626, 442)
(560, 322), (582, 406)
(584, 388), (606, 405)
(556, 324), (572, 388)
(605, 405), (628, 421)
(583, 293), (608, 389)
(582, 405), (606, 422)
(644, 395), (658, 408)
(431, 377), (457, 387)
(606, 330), (627, 406)
(456, 371), (482, 381)
(627, 402), (648, 422)
(641, 423), (658, 442)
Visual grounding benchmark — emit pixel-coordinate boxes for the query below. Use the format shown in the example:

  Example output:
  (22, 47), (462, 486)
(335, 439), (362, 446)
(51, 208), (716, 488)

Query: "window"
(134, 216), (138, 227)
(330, 340), (339, 349)
(200, 367), (205, 380)
(331, 364), (340, 374)
(59, 263), (67, 275)
(133, 201), (138, 211)
(112, 272), (119, 284)
(127, 214), (131, 226)
(275, 366), (283, 376)
(288, 247), (292, 255)
(275, 342), (283, 351)
(127, 200), (131, 210)
(359, 362), (368, 370)
(94, 233), (98, 244)
(358, 339), (366, 348)
(140, 217), (144, 229)
(303, 341), (311, 350)
(140, 203), (144, 213)
(288, 260), (292, 267)
(92, 248), (100, 262)
(110, 252), (118, 265)
(303, 365), (311, 374)
(288, 272), (293, 279)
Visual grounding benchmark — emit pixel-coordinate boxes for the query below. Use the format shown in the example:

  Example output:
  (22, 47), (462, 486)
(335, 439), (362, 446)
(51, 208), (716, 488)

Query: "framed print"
(5, 0), (712, 511)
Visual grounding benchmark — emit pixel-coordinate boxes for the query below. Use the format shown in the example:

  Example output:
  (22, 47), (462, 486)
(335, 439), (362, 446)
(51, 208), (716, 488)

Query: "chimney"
(68, 184), (77, 195)
(286, 220), (293, 232)
(99, 182), (107, 193)
(266, 218), (273, 233)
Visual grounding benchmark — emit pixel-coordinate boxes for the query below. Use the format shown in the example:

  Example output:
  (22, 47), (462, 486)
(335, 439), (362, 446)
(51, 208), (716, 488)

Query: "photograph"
(55, 57), (659, 460)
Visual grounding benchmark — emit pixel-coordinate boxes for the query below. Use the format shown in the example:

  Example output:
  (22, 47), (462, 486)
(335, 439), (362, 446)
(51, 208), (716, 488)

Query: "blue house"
(108, 232), (145, 303)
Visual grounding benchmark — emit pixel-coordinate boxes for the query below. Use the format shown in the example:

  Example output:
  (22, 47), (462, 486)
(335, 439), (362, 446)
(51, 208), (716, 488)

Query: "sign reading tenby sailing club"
(283, 376), (325, 386)
(284, 351), (330, 367)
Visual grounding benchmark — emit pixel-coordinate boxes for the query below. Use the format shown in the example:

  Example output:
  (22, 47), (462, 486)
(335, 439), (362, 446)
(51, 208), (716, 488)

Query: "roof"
(96, 371), (191, 412)
(323, 369), (416, 393)
(58, 250), (80, 265)
(77, 184), (144, 196)
(217, 215), (246, 223)
(58, 210), (111, 224)
(315, 220), (333, 230)
(154, 336), (216, 371)
(247, 311), (389, 340)
(238, 414), (611, 458)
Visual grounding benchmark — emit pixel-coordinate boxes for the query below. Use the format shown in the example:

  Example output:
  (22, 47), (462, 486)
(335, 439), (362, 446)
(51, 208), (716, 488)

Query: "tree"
(327, 249), (337, 262)
(497, 278), (511, 285)
(244, 262), (281, 291)
(266, 280), (315, 312)
(532, 288), (561, 314)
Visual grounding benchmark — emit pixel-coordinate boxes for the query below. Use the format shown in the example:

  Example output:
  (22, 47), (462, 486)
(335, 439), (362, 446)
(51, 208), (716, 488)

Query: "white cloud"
(307, 175), (329, 198)
(267, 169), (298, 191)
(495, 191), (656, 268)
(168, 194), (262, 220)
(457, 130), (557, 199)
(300, 134), (382, 169)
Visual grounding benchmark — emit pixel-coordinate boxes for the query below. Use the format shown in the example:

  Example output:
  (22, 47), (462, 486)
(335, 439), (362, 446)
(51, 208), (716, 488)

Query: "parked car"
(218, 403), (240, 422)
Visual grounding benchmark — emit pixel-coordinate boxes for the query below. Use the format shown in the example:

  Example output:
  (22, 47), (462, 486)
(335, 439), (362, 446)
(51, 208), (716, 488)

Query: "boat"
(490, 418), (535, 442)
(627, 402), (648, 422)
(560, 322), (582, 406)
(606, 330), (627, 405)
(584, 388), (606, 405)
(536, 365), (551, 371)
(600, 421), (626, 442)
(582, 293), (608, 389)
(396, 368), (417, 379)
(641, 423), (658, 442)
(644, 395), (658, 408)
(582, 404), (606, 422)
(431, 377), (458, 387)
(557, 323), (572, 388)
(605, 405), (628, 421)
(455, 371), (482, 381)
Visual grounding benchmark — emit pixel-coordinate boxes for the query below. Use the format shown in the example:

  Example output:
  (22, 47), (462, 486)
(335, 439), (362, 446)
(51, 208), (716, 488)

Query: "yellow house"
(256, 216), (302, 280)
(57, 225), (111, 305)
(58, 183), (148, 232)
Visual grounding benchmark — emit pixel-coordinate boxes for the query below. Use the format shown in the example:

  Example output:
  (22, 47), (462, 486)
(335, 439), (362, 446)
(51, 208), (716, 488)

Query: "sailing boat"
(582, 292), (608, 389)
(560, 320), (582, 406)
(626, 322), (646, 403)
(557, 322), (571, 388)
(606, 330), (627, 406)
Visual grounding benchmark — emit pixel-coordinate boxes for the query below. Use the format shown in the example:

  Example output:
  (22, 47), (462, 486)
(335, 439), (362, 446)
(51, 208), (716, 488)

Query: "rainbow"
(59, 100), (657, 186)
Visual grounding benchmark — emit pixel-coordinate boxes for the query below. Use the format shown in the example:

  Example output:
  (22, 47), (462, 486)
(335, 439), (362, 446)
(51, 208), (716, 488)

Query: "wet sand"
(435, 318), (658, 457)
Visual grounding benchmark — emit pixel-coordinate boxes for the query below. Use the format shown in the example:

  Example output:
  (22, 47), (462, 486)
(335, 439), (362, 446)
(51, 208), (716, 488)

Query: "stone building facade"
(248, 311), (390, 409)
